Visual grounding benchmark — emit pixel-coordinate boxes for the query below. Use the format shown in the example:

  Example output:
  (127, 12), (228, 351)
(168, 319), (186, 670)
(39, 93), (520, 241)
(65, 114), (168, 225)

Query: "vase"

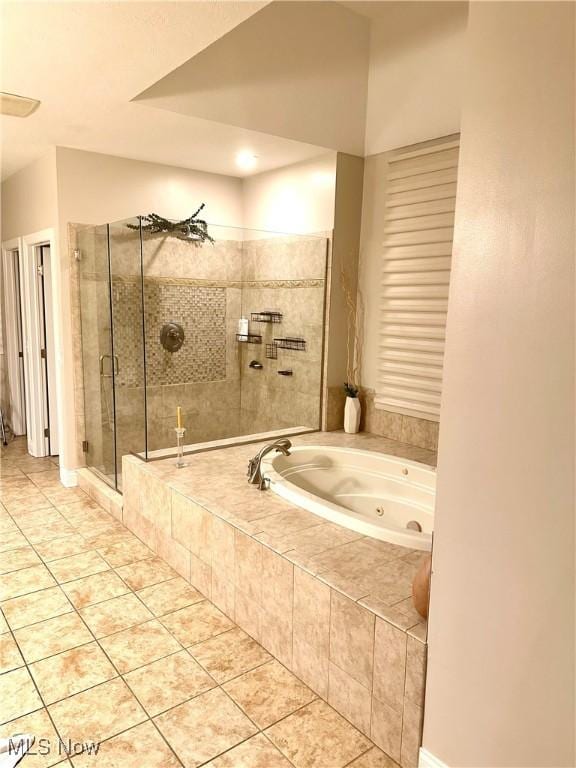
(344, 396), (361, 434)
(412, 553), (432, 618)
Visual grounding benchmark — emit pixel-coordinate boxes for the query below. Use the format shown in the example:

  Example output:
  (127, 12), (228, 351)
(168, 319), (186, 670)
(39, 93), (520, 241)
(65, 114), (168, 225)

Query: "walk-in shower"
(75, 217), (328, 491)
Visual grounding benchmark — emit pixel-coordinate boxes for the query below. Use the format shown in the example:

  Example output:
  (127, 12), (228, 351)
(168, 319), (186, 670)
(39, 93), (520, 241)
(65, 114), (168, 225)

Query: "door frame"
(19, 229), (61, 459)
(1, 237), (26, 436)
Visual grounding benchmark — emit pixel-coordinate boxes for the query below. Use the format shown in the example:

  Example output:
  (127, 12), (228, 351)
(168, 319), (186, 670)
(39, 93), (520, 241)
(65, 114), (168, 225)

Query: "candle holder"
(174, 427), (187, 468)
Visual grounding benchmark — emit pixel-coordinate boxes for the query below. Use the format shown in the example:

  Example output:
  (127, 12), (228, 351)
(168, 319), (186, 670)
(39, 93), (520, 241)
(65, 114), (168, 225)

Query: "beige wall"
(135, 1), (370, 156)
(365, 2), (468, 156)
(242, 153), (337, 235)
(424, 3), (575, 766)
(1, 149), (58, 241)
(55, 147), (243, 229)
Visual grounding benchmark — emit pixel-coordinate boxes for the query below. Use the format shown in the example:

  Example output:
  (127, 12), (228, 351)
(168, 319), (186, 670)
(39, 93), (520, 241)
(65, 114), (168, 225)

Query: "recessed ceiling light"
(236, 151), (258, 171)
(0, 92), (41, 118)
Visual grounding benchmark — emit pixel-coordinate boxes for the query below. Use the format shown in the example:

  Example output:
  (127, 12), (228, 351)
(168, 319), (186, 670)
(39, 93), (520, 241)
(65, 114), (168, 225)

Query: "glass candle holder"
(174, 427), (187, 468)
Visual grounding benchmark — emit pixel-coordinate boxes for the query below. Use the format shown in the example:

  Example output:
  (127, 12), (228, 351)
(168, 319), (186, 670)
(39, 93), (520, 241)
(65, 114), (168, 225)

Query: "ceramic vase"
(412, 553), (432, 618)
(344, 396), (361, 434)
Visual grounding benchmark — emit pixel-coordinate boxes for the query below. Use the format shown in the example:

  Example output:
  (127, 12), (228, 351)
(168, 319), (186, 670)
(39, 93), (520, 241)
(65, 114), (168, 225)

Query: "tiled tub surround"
(324, 387), (439, 454)
(121, 432), (435, 767)
(2, 437), (400, 768)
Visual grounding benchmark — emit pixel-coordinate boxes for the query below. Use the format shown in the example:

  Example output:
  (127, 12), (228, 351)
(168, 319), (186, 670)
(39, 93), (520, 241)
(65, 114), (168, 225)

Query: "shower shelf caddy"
(274, 337), (307, 351)
(251, 311), (283, 324)
(236, 333), (262, 344)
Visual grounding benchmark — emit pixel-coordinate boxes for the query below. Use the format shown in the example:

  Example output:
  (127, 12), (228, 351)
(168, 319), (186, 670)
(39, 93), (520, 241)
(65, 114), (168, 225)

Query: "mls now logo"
(6, 736), (101, 759)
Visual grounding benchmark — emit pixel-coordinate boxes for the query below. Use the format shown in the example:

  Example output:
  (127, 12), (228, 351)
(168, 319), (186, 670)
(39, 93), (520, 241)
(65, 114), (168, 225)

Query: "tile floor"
(1, 438), (398, 768)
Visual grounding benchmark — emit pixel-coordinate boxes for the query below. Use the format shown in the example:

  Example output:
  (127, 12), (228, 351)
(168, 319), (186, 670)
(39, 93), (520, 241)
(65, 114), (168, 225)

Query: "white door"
(1, 244), (26, 435)
(38, 245), (59, 455)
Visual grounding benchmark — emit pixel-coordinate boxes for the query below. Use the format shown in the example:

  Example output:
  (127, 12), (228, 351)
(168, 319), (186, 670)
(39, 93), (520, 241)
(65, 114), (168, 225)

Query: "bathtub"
(261, 445), (435, 551)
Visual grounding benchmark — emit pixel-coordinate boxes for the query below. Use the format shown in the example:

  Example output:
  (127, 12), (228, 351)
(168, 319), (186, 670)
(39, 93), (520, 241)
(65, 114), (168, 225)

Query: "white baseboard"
(59, 466), (78, 488)
(419, 748), (448, 768)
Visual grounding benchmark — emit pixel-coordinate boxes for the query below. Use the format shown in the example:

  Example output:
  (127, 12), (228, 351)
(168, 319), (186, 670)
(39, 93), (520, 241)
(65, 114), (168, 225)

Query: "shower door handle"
(99, 354), (120, 377)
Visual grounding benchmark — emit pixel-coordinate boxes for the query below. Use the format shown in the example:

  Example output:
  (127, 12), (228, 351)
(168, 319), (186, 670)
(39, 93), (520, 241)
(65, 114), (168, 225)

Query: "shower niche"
(76, 218), (328, 491)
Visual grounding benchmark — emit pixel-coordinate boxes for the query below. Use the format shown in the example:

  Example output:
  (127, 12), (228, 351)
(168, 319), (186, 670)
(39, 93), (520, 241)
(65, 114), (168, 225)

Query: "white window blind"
(376, 135), (460, 421)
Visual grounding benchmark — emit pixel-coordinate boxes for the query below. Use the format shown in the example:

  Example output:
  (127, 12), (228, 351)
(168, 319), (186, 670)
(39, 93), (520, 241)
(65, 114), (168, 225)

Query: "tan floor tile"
(70, 721), (181, 768)
(62, 570), (130, 609)
(136, 577), (204, 616)
(2, 707), (64, 768)
(74, 516), (127, 549)
(97, 538), (153, 568)
(29, 641), (117, 704)
(154, 687), (257, 768)
(27, 470), (61, 487)
(202, 733), (293, 768)
(3, 496), (53, 514)
(0, 563), (56, 600)
(0, 667), (43, 724)
(0, 529), (29, 552)
(0, 545), (41, 574)
(48, 551), (109, 583)
(265, 699), (371, 768)
(12, 508), (64, 529)
(0, 631), (24, 673)
(34, 534), (91, 562)
(0, 610), (8, 633)
(124, 649), (215, 716)
(1, 586), (73, 630)
(26, 521), (76, 545)
(347, 746), (400, 768)
(14, 611), (93, 663)
(55, 499), (100, 518)
(43, 487), (87, 505)
(79, 593), (152, 638)
(115, 557), (176, 590)
(161, 601), (234, 646)
(49, 678), (146, 744)
(0, 515), (17, 533)
(82, 528), (134, 550)
(99, 619), (181, 673)
(190, 627), (272, 683)
(224, 660), (316, 729)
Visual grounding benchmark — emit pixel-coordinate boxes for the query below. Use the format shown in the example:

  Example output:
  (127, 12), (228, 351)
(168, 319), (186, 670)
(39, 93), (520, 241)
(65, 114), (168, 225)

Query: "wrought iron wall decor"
(127, 204), (214, 244)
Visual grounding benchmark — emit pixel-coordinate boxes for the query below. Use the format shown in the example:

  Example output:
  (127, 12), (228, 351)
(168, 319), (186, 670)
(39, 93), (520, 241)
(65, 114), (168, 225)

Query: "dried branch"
(126, 205), (215, 245)
(340, 254), (364, 395)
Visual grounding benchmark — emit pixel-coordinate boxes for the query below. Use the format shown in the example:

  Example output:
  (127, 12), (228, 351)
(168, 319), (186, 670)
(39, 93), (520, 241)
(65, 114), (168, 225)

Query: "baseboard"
(59, 466), (78, 488)
(419, 748), (448, 768)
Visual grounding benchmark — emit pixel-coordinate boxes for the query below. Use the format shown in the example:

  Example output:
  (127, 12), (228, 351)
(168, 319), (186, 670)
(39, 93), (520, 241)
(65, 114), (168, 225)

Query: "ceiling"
(134, 1), (370, 155)
(0, 0), (331, 181)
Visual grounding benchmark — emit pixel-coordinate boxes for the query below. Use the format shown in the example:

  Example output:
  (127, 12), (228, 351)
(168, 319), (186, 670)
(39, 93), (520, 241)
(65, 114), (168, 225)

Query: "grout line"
(2, 453), (387, 767)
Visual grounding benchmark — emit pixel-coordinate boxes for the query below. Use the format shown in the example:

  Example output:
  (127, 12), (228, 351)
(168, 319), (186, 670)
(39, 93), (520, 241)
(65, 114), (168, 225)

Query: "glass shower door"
(108, 218), (147, 490)
(78, 224), (117, 487)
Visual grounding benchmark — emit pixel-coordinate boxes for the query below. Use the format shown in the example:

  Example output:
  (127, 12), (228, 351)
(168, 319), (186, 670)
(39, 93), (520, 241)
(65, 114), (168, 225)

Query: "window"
(376, 134), (459, 421)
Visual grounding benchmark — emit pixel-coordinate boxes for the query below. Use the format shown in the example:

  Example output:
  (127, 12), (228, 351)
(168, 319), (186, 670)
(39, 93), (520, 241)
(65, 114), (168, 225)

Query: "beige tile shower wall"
(106, 230), (244, 454)
(239, 236), (327, 432)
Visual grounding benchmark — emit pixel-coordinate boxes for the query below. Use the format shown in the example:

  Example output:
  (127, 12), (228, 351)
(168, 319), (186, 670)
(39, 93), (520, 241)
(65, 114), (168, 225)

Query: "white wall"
(242, 153), (337, 235)
(55, 147), (243, 229)
(365, 2), (468, 156)
(1, 149), (58, 241)
(424, 3), (575, 766)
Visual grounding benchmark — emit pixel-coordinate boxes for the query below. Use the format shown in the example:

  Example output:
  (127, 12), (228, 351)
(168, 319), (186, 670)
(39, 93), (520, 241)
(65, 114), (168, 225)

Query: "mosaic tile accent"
(111, 281), (226, 387)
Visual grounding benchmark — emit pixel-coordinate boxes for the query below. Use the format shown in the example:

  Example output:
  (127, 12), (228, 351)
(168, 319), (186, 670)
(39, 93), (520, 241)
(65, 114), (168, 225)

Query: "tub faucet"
(247, 439), (292, 490)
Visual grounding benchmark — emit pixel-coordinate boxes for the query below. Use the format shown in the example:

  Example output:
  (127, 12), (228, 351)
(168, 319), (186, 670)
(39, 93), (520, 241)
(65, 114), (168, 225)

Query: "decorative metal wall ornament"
(127, 204), (215, 244)
(160, 322), (185, 352)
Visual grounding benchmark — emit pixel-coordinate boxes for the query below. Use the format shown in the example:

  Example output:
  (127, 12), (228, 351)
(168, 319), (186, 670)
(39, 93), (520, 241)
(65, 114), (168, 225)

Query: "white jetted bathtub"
(261, 445), (435, 551)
